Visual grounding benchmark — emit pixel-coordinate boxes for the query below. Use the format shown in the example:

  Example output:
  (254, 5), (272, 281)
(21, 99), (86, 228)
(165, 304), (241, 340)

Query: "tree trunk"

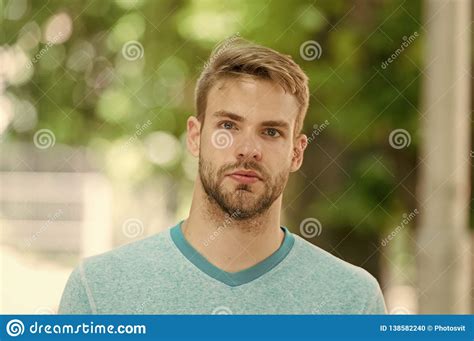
(416, 0), (472, 313)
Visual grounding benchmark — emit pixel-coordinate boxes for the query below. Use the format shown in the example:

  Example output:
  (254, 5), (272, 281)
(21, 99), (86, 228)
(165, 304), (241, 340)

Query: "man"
(59, 38), (386, 314)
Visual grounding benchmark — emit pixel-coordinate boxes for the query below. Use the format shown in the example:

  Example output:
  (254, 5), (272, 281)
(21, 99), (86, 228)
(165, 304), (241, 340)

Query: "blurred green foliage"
(2, 0), (435, 273)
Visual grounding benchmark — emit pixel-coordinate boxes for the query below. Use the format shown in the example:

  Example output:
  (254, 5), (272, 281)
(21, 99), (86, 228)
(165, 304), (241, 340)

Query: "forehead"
(206, 76), (299, 124)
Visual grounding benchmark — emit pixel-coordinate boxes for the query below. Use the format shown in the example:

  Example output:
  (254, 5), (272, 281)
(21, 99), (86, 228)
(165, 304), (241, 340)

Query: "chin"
(229, 201), (261, 215)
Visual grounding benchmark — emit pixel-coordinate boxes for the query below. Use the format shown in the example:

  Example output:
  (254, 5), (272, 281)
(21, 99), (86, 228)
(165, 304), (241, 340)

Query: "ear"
(186, 116), (201, 158)
(290, 133), (308, 172)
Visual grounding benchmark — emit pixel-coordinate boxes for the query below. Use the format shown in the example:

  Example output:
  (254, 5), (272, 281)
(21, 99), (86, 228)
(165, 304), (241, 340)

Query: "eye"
(220, 121), (236, 130)
(264, 128), (281, 138)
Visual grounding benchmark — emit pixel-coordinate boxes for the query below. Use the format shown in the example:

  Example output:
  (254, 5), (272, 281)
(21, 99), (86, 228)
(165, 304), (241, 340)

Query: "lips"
(226, 169), (263, 184)
(228, 170), (262, 180)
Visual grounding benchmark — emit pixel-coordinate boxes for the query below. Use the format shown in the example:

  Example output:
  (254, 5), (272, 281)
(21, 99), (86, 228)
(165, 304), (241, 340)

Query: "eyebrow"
(212, 110), (290, 131)
(213, 110), (244, 122)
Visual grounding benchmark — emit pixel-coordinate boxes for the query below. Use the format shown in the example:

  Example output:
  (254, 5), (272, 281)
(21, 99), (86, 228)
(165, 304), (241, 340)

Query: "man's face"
(193, 76), (305, 220)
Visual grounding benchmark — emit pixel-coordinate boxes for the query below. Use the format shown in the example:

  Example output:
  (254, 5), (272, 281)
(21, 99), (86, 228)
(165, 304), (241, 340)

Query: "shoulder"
(284, 234), (386, 313)
(289, 234), (383, 299)
(59, 228), (175, 313)
(81, 227), (173, 276)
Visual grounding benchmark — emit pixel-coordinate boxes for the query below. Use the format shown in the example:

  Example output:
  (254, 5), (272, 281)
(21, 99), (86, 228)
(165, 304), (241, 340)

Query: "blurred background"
(0, 0), (472, 314)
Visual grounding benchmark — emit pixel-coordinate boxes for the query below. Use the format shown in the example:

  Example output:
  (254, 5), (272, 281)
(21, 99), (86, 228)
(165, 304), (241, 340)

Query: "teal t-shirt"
(58, 220), (387, 314)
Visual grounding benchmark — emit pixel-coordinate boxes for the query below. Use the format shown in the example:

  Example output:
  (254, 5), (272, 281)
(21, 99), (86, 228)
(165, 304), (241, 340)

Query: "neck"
(181, 177), (285, 273)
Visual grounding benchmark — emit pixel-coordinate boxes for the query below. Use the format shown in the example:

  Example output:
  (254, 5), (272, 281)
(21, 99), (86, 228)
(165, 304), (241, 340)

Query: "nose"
(234, 133), (262, 162)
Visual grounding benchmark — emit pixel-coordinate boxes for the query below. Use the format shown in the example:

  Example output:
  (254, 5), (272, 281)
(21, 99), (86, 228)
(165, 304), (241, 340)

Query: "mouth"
(226, 170), (262, 184)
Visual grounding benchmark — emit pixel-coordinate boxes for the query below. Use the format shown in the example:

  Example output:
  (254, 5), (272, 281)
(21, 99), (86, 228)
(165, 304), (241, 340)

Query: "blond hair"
(195, 37), (310, 135)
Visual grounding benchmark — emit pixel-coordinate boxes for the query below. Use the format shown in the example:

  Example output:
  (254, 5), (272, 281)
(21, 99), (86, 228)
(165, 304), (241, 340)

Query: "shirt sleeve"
(58, 263), (95, 314)
(363, 279), (387, 314)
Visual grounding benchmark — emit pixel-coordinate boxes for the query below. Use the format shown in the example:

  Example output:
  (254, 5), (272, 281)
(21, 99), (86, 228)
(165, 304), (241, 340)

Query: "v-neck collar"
(170, 220), (295, 287)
